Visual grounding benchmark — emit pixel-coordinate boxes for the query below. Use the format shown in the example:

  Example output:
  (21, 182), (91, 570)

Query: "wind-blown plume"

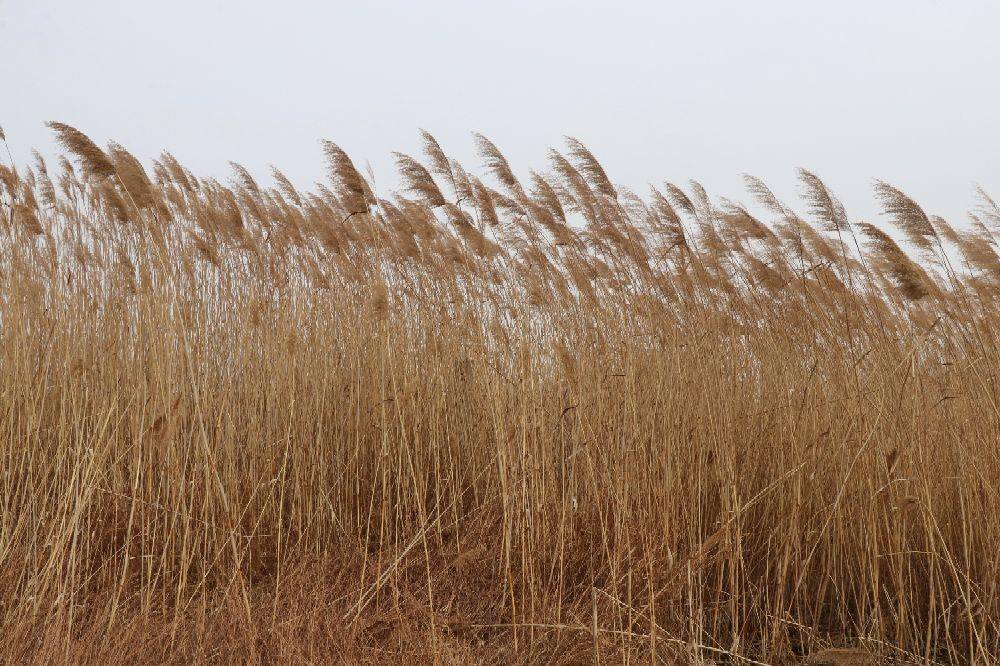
(419, 130), (454, 185)
(159, 152), (195, 192)
(393, 152), (447, 207)
(108, 142), (156, 210)
(473, 133), (525, 201)
(449, 159), (473, 205)
(664, 182), (696, 217)
(649, 187), (686, 250)
(549, 150), (598, 227)
(874, 180), (938, 253)
(0, 165), (17, 199)
(798, 169), (849, 233)
(46, 121), (116, 180)
(229, 162), (261, 196)
(322, 140), (372, 214)
(530, 172), (567, 225)
(974, 185), (1000, 229)
(470, 176), (500, 228)
(743, 174), (786, 216)
(31, 151), (57, 210)
(270, 167), (302, 207)
(721, 201), (775, 242)
(955, 221), (1000, 284)
(859, 222), (932, 300)
(565, 136), (616, 200)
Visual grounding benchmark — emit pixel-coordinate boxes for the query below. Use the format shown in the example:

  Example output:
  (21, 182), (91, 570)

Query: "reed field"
(1, 122), (999, 664)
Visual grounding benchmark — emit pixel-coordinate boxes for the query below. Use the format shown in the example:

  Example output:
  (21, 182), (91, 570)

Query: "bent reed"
(0, 123), (998, 663)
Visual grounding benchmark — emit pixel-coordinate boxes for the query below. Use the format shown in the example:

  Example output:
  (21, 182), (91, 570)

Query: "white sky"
(2, 0), (999, 224)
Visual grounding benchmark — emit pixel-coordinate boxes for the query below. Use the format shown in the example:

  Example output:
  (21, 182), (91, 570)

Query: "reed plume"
(45, 121), (117, 180)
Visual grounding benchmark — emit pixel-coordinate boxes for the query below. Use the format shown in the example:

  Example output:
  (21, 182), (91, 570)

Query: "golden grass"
(0, 123), (998, 663)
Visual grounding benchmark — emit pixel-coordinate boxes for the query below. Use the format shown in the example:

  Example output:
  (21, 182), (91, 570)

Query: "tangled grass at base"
(0, 122), (998, 663)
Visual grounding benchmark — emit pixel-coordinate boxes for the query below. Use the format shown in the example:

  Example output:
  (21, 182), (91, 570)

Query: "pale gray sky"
(2, 0), (998, 223)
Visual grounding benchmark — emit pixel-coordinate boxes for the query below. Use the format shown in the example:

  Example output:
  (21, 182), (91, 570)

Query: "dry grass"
(0, 123), (998, 664)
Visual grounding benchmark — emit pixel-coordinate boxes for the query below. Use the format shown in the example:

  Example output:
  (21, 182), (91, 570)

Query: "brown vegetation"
(0, 123), (998, 663)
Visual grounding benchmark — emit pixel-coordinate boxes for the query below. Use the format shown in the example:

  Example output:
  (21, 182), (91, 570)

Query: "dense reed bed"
(0, 123), (998, 663)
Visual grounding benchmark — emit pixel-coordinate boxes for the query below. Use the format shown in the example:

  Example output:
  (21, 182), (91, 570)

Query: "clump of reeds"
(0, 122), (996, 663)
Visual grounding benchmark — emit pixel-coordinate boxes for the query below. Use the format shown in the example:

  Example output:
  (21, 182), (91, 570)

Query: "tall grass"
(0, 123), (998, 663)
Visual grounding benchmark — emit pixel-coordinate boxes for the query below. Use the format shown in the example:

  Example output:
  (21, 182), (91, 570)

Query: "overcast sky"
(2, 1), (998, 224)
